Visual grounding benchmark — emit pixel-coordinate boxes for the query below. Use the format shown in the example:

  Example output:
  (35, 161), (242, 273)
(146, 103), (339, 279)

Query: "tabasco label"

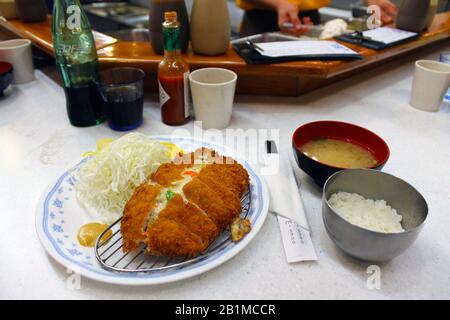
(158, 80), (170, 108)
(158, 72), (190, 122)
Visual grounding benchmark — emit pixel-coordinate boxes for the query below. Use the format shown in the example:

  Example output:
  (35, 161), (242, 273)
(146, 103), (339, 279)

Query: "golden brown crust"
(150, 163), (188, 186)
(183, 178), (240, 229)
(146, 218), (206, 257)
(197, 173), (242, 215)
(121, 148), (250, 257)
(198, 163), (249, 196)
(121, 184), (161, 252)
(157, 194), (219, 245)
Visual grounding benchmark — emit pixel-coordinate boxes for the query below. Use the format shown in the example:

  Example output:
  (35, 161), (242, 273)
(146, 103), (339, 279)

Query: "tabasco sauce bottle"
(158, 11), (190, 125)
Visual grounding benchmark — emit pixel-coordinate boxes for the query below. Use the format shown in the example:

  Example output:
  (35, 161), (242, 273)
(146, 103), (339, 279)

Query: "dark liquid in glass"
(102, 86), (143, 131)
(64, 84), (105, 127)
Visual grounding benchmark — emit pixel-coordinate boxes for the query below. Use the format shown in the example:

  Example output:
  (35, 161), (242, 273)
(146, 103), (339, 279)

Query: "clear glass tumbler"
(97, 67), (145, 131)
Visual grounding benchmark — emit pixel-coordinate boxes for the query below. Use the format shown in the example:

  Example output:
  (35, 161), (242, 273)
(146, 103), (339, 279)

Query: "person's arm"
(245, 0), (302, 29)
(366, 0), (398, 24)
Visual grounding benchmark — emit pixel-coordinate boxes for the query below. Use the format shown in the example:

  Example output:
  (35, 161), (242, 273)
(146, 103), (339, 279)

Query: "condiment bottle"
(158, 11), (190, 126)
(425, 0), (439, 29)
(396, 0), (431, 33)
(190, 0), (231, 55)
(15, 0), (48, 23)
(52, 0), (105, 127)
(149, 0), (189, 55)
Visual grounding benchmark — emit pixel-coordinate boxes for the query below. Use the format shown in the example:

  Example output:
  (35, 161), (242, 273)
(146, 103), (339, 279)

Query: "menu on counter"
(233, 38), (362, 64)
(336, 27), (419, 50)
(361, 27), (419, 45)
(255, 40), (360, 58)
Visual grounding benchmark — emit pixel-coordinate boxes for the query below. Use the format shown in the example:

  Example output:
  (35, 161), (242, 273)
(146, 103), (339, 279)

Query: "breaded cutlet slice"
(183, 178), (240, 229)
(198, 162), (249, 197)
(121, 148), (251, 256)
(121, 183), (161, 252)
(151, 163), (189, 186)
(197, 174), (241, 215)
(176, 148), (249, 197)
(146, 218), (207, 257)
(157, 194), (219, 245)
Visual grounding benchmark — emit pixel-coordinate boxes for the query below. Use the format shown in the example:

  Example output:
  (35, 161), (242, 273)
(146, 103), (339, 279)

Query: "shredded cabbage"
(76, 133), (170, 224)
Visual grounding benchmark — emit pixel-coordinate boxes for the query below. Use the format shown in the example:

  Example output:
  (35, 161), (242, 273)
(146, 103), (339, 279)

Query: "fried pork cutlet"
(121, 183), (161, 252)
(146, 218), (206, 257)
(197, 175), (241, 215)
(183, 178), (240, 229)
(151, 163), (189, 186)
(120, 148), (251, 257)
(198, 163), (249, 196)
(155, 194), (219, 245)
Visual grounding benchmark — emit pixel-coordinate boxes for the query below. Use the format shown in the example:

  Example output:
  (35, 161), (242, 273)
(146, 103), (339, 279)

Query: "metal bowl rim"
(322, 168), (429, 236)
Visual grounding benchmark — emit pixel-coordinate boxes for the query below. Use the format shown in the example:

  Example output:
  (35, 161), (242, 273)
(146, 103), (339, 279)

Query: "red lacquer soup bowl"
(292, 121), (390, 186)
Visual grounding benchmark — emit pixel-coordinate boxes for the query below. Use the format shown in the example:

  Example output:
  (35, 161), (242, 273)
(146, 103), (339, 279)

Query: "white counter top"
(1, 43), (449, 300)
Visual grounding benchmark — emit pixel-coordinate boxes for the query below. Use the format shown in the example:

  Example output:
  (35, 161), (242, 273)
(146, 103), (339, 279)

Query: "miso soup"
(300, 138), (378, 168)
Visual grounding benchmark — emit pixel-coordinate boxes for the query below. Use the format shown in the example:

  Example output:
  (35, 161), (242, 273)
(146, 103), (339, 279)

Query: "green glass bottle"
(52, 0), (105, 127)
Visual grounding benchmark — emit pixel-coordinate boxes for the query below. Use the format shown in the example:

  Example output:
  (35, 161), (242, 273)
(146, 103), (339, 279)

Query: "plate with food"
(36, 133), (269, 285)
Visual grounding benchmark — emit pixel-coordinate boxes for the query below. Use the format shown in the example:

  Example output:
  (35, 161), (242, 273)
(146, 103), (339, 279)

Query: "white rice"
(328, 192), (405, 233)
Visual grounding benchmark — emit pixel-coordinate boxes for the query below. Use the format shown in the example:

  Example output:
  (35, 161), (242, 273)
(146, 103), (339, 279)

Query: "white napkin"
(261, 152), (318, 262)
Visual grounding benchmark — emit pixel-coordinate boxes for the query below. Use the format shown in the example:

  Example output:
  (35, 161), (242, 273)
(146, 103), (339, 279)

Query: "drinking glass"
(97, 68), (145, 131)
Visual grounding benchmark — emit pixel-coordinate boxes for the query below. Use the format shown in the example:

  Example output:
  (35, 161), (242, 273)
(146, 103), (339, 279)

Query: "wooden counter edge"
(1, 13), (449, 96)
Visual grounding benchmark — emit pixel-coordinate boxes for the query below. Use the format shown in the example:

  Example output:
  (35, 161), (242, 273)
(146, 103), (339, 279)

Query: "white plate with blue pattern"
(36, 135), (269, 285)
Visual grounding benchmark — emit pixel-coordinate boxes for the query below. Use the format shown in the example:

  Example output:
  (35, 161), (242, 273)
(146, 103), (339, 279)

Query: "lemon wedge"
(83, 138), (115, 157)
(160, 142), (184, 159)
(96, 138), (115, 151)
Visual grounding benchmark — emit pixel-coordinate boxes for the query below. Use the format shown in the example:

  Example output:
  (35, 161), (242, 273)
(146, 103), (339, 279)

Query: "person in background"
(237, 0), (398, 36)
(437, 0), (450, 12)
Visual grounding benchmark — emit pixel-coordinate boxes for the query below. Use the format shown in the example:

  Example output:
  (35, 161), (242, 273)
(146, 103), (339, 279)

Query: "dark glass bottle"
(52, 0), (105, 127)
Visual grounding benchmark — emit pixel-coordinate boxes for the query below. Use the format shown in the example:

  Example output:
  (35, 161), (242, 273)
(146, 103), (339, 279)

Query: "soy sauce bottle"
(158, 11), (190, 126)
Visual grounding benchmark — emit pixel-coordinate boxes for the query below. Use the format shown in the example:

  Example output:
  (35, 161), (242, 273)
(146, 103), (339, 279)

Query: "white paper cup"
(410, 60), (450, 112)
(189, 68), (237, 130)
(0, 39), (35, 84)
